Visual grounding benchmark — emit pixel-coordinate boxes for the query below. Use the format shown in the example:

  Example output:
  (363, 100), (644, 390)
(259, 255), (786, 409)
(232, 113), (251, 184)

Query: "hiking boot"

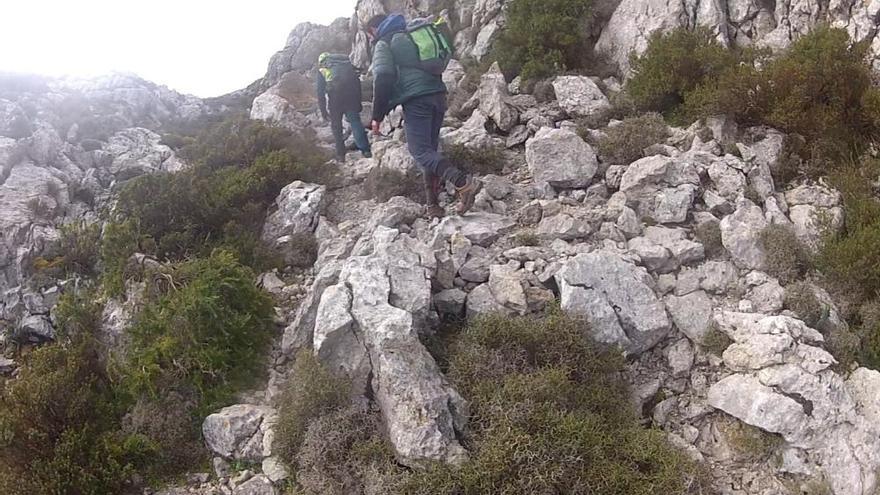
(362, 150), (373, 159)
(426, 204), (446, 218)
(455, 175), (482, 215)
(335, 153), (346, 163)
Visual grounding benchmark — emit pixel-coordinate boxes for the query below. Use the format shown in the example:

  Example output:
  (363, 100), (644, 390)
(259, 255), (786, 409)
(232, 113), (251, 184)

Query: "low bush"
(0, 336), (146, 494)
(57, 221), (102, 277)
(784, 282), (824, 328)
(445, 143), (505, 175)
(394, 311), (708, 494)
(627, 28), (739, 119)
(720, 416), (783, 462)
(494, 0), (593, 81)
(760, 225), (812, 285)
(123, 251), (274, 415)
(275, 351), (351, 467)
(363, 167), (424, 203)
(596, 113), (669, 164)
(695, 220), (724, 259)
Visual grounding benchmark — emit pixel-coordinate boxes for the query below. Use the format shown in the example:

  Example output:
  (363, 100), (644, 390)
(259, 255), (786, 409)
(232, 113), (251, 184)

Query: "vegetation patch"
(445, 143), (505, 176)
(363, 167), (424, 203)
(494, 0), (593, 81)
(759, 225), (812, 286)
(596, 113), (669, 164)
(694, 220), (724, 259)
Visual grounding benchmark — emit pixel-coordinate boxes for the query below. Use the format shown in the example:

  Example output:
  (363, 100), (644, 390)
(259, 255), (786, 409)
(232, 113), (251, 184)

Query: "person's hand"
(371, 120), (381, 135)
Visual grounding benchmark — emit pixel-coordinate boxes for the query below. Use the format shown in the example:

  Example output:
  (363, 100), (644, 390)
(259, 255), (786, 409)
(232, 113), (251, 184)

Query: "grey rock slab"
(720, 201), (768, 270)
(551, 76), (611, 118)
(525, 127), (598, 188)
(432, 212), (516, 247)
(665, 290), (714, 344)
(261, 181), (325, 244)
(556, 251), (672, 354)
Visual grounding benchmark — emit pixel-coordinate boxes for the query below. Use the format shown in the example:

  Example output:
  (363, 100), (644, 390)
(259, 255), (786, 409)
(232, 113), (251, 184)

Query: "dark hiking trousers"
(331, 111), (371, 158)
(402, 92), (467, 197)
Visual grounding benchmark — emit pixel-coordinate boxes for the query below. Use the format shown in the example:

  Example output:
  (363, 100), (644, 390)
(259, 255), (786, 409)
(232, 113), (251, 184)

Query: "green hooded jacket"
(370, 15), (447, 121)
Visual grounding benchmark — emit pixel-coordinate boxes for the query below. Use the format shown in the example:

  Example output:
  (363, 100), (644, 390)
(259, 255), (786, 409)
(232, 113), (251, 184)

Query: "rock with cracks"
(311, 227), (468, 468)
(556, 250), (672, 354)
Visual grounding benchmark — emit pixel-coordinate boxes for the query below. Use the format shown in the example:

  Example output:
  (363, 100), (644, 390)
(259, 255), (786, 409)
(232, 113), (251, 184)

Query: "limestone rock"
(525, 127), (598, 188)
(619, 155), (700, 224)
(262, 181), (325, 245)
(720, 201), (768, 270)
(665, 291), (714, 343)
(232, 474), (276, 495)
(202, 405), (275, 461)
(551, 76), (611, 118)
(556, 251), (672, 354)
(477, 62), (518, 132)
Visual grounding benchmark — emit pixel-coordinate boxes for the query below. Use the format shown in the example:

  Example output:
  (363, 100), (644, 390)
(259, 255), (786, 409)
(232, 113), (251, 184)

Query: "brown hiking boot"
(455, 175), (482, 215)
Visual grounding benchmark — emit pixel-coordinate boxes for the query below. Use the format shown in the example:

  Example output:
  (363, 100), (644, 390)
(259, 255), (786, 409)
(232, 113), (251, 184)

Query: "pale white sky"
(0, 0), (357, 97)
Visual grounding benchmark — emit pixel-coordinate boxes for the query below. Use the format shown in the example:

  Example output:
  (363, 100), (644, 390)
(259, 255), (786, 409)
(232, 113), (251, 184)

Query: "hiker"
(366, 13), (481, 217)
(316, 52), (372, 161)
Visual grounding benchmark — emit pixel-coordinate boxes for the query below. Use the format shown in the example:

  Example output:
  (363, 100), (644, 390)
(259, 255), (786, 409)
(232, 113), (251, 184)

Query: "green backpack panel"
(405, 18), (454, 75)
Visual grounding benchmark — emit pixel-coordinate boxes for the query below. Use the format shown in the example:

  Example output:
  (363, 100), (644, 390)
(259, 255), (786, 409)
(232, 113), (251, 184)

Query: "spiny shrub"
(695, 220), (724, 259)
(57, 221), (102, 277)
(596, 113), (669, 164)
(391, 310), (708, 494)
(363, 167), (424, 203)
(178, 114), (324, 170)
(760, 225), (813, 285)
(0, 336), (146, 494)
(494, 0), (593, 81)
(295, 406), (391, 495)
(784, 282), (824, 328)
(123, 250), (274, 414)
(275, 351), (351, 466)
(111, 147), (330, 265)
(445, 143), (505, 175)
(627, 28), (739, 119)
(817, 161), (880, 310)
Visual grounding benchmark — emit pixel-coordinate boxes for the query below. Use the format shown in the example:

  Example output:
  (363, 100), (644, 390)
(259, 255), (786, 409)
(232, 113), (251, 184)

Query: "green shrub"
(784, 282), (824, 328)
(393, 311), (708, 494)
(112, 147), (330, 265)
(701, 324), (733, 355)
(514, 230), (540, 247)
(179, 114), (325, 170)
(720, 416), (782, 462)
(695, 220), (724, 259)
(363, 168), (424, 203)
(275, 351), (350, 466)
(627, 28), (739, 119)
(494, 0), (593, 81)
(57, 221), (102, 277)
(295, 406), (391, 495)
(760, 225), (813, 285)
(445, 143), (505, 175)
(0, 337), (146, 494)
(123, 251), (274, 414)
(596, 113), (669, 164)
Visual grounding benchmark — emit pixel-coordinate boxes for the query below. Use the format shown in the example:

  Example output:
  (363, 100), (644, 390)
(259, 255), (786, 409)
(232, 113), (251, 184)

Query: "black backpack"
(319, 54), (358, 92)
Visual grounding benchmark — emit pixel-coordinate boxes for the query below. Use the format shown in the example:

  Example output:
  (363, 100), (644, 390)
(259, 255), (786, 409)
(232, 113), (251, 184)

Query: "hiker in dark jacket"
(366, 14), (481, 217)
(316, 52), (372, 161)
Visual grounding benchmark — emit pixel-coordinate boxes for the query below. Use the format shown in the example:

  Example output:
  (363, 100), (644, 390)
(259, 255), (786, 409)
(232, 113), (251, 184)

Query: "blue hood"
(377, 14), (406, 39)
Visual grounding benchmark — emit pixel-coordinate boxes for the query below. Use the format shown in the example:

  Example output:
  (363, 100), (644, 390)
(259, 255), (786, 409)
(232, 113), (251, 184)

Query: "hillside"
(3, 1), (880, 495)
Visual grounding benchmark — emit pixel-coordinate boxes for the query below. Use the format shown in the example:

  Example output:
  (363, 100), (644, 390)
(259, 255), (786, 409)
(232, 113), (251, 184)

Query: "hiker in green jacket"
(316, 52), (372, 162)
(366, 14), (481, 217)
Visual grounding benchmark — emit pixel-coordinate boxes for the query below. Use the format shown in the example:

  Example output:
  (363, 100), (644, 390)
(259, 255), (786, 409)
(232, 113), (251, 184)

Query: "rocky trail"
(4, 1), (880, 494)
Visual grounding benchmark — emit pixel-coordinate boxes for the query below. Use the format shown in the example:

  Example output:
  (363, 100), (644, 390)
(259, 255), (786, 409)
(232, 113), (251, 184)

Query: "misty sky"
(0, 0), (357, 97)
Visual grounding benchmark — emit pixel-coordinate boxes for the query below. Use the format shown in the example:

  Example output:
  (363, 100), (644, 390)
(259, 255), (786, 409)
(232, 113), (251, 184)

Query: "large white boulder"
(525, 127), (598, 188)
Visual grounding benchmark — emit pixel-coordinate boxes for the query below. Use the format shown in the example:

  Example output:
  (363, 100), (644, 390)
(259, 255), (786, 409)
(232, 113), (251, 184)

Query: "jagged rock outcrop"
(262, 19), (353, 90)
(597, 0), (880, 75)
(708, 312), (880, 495)
(306, 226), (469, 467)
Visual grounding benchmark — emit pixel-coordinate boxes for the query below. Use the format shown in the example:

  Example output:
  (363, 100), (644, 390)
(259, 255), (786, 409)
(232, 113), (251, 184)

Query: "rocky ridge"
(4, 1), (880, 494)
